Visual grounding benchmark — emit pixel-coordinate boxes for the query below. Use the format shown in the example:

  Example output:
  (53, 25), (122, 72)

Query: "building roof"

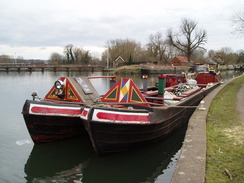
(171, 56), (194, 64)
(114, 56), (125, 62)
(174, 56), (189, 63)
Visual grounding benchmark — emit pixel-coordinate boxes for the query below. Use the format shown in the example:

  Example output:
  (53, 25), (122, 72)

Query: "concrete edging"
(170, 82), (227, 183)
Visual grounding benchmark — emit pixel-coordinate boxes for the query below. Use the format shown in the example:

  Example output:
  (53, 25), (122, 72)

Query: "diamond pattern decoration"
(101, 78), (149, 106)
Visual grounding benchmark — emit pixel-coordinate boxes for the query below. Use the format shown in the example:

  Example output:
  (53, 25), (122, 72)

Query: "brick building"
(170, 56), (194, 66)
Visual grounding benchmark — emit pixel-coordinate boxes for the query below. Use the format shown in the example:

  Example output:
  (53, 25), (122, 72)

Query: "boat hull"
(82, 83), (220, 155)
(22, 100), (86, 144)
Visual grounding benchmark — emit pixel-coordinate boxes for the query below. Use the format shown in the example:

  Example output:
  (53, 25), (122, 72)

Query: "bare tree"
(105, 38), (141, 66)
(237, 50), (244, 64)
(0, 55), (12, 63)
(64, 44), (75, 64)
(231, 12), (244, 34)
(48, 53), (64, 64)
(217, 47), (238, 64)
(82, 51), (91, 64)
(208, 47), (239, 64)
(191, 49), (207, 64)
(167, 19), (207, 62)
(73, 47), (82, 63)
(147, 32), (178, 64)
(63, 45), (92, 64)
(147, 32), (165, 64)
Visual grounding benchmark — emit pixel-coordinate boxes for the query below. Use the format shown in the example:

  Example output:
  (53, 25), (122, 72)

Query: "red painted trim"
(31, 106), (81, 115)
(158, 75), (166, 79)
(96, 112), (149, 122)
(81, 110), (88, 117)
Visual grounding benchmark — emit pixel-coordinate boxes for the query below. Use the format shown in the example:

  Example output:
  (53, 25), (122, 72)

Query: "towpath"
(171, 75), (244, 183)
(237, 82), (244, 125)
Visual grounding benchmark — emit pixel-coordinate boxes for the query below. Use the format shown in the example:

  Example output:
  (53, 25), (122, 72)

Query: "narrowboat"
(81, 73), (221, 155)
(189, 64), (222, 84)
(22, 76), (104, 144)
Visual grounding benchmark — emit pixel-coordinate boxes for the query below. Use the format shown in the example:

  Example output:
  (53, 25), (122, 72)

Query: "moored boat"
(188, 64), (222, 84)
(22, 76), (102, 144)
(81, 73), (221, 155)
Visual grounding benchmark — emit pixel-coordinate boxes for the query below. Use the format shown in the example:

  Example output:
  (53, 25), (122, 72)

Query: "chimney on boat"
(110, 77), (116, 88)
(142, 75), (148, 92)
(158, 74), (166, 97)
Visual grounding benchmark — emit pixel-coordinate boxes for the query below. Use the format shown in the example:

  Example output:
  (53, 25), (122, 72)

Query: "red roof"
(170, 56), (194, 64)
(175, 56), (188, 63)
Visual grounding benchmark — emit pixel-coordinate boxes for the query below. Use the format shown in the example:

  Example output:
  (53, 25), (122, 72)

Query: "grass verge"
(206, 75), (244, 182)
(113, 65), (142, 74)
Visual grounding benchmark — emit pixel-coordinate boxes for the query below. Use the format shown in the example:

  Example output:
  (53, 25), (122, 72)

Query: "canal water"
(0, 70), (242, 183)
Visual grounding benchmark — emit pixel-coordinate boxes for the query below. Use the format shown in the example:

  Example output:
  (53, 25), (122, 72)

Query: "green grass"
(113, 65), (142, 74)
(206, 75), (244, 182)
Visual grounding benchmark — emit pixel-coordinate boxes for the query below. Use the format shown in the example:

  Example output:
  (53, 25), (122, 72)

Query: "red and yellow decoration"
(45, 77), (82, 102)
(101, 78), (149, 106)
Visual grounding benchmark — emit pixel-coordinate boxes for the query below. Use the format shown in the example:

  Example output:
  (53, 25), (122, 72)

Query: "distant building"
(113, 56), (125, 68)
(170, 56), (194, 66)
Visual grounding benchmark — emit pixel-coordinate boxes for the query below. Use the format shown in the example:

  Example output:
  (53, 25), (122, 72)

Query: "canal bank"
(171, 74), (244, 183)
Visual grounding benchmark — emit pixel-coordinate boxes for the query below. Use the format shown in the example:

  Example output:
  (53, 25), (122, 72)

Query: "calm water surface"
(0, 70), (242, 183)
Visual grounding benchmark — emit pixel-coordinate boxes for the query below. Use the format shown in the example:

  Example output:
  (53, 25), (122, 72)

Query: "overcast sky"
(0, 0), (243, 60)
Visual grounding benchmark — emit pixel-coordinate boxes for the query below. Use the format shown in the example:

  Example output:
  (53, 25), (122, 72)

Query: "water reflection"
(24, 136), (93, 182)
(220, 70), (243, 82)
(25, 125), (187, 183)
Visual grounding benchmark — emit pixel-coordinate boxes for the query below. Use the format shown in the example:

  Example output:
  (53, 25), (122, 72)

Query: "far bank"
(113, 64), (190, 75)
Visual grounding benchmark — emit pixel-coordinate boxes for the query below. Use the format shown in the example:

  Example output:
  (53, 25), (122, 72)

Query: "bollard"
(198, 100), (206, 111)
